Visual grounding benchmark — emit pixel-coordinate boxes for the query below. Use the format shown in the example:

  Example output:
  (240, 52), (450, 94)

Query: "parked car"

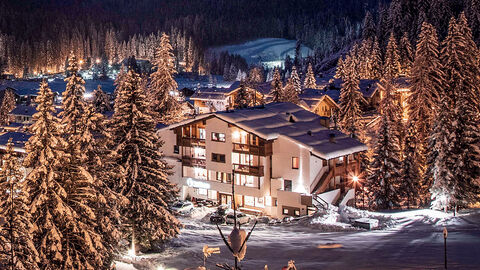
(170, 201), (194, 214)
(226, 212), (250, 225)
(210, 205), (229, 224)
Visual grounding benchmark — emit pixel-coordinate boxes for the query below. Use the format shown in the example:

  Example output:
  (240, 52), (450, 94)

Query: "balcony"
(182, 156), (206, 167)
(180, 137), (206, 147)
(233, 164), (264, 177)
(232, 143), (272, 156)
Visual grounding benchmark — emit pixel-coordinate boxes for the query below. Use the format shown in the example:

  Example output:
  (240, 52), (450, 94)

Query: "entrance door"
(220, 193), (232, 206)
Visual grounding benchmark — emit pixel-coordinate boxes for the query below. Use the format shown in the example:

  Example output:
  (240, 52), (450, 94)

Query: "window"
(283, 208), (289, 215)
(244, 196), (255, 206)
(294, 210), (300, 216)
(292, 157), (299, 169)
(212, 132), (226, 142)
(197, 188), (207, 195)
(212, 153), (226, 163)
(173, 145), (179, 154)
(199, 128), (206, 139)
(284, 180), (292, 191)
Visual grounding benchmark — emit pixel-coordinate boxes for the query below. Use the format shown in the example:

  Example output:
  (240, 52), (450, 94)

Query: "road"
(126, 210), (480, 270)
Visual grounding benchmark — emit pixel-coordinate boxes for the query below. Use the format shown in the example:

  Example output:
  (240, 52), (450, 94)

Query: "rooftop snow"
(0, 131), (31, 152)
(165, 103), (367, 159)
(9, 105), (37, 116)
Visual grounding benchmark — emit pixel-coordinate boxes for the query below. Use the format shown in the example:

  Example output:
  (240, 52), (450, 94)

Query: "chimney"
(307, 130), (312, 136)
(329, 133), (336, 143)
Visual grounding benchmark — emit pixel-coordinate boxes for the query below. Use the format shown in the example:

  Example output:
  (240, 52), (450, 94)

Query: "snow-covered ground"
(116, 207), (480, 269)
(210, 38), (313, 68)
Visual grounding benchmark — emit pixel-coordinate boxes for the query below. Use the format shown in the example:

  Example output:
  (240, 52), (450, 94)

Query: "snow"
(209, 38), (313, 68)
(114, 208), (480, 269)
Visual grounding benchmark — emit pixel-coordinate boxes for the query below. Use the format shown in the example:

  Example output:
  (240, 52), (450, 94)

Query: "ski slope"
(211, 38), (313, 68)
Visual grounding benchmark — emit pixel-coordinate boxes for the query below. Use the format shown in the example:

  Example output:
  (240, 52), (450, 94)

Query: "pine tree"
(338, 56), (365, 136)
(0, 89), (16, 125)
(366, 79), (402, 210)
(370, 39), (382, 79)
(93, 85), (112, 113)
(110, 68), (181, 250)
(435, 15), (480, 210)
(149, 33), (182, 124)
(0, 138), (40, 270)
(400, 124), (421, 208)
(398, 32), (414, 76)
(283, 78), (299, 104)
(303, 63), (316, 89)
(234, 83), (251, 109)
(383, 33), (401, 79)
(25, 80), (104, 269)
(289, 66), (302, 94)
(408, 22), (444, 193)
(362, 11), (376, 41)
(334, 57), (346, 80)
(429, 96), (455, 211)
(270, 68), (283, 102)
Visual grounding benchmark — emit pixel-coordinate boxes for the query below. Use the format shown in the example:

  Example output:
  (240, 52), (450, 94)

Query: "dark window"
(292, 157), (299, 169)
(212, 153), (226, 163)
(173, 145), (179, 154)
(284, 180), (292, 191)
(212, 132), (226, 142)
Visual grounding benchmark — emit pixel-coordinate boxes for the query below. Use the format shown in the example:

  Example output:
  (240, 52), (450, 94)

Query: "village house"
(158, 102), (367, 218)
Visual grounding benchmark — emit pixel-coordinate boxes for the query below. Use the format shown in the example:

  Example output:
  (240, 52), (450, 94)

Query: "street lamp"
(352, 175), (359, 208)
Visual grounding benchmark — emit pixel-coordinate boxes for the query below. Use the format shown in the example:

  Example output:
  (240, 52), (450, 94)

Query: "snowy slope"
(210, 38), (313, 68)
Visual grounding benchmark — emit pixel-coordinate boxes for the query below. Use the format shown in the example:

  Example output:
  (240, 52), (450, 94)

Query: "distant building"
(158, 103), (367, 218)
(9, 105), (37, 124)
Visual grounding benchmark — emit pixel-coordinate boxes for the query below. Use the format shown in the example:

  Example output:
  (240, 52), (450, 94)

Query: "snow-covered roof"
(190, 91), (228, 101)
(163, 103), (367, 160)
(0, 131), (31, 153)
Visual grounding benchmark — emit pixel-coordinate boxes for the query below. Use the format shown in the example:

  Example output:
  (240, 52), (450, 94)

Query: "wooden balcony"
(232, 142), (272, 156)
(182, 156), (206, 167)
(180, 137), (206, 147)
(233, 164), (264, 177)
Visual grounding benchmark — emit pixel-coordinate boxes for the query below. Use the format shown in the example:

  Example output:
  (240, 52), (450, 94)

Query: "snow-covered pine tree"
(247, 67), (264, 86)
(93, 85), (112, 113)
(334, 57), (345, 80)
(82, 103), (125, 267)
(338, 56), (365, 136)
(359, 39), (373, 79)
(436, 15), (480, 210)
(270, 68), (284, 102)
(289, 66), (302, 94)
(383, 33), (401, 79)
(0, 89), (16, 125)
(185, 37), (194, 72)
(234, 83), (251, 109)
(408, 22), (444, 191)
(429, 96), (455, 211)
(366, 79), (402, 210)
(0, 138), (40, 270)
(110, 68), (180, 250)
(283, 78), (299, 104)
(24, 80), (104, 269)
(149, 33), (182, 124)
(362, 11), (376, 41)
(370, 39), (382, 79)
(398, 32), (414, 76)
(304, 63), (316, 89)
(400, 124), (421, 208)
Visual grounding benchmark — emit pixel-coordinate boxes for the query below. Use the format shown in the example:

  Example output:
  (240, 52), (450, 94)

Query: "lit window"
(197, 188), (207, 195)
(283, 208), (289, 215)
(292, 157), (299, 169)
(244, 196), (255, 206)
(294, 210), (300, 216)
(212, 132), (226, 142)
(199, 128), (206, 139)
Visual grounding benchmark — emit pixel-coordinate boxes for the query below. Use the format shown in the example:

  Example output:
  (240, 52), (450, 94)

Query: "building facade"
(159, 103), (367, 218)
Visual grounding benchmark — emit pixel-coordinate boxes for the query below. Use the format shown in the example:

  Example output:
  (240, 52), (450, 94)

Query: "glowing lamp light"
(352, 176), (359, 183)
(95, 58), (101, 64)
(79, 59), (84, 65)
(232, 130), (240, 140)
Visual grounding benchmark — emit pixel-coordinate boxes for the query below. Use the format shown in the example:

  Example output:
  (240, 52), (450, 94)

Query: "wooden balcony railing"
(232, 143), (272, 156)
(180, 137), (206, 147)
(233, 164), (264, 177)
(182, 156), (206, 167)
